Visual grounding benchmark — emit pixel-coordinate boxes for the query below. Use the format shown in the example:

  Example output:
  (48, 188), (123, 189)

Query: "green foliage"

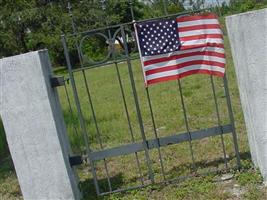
(243, 185), (266, 200)
(1, 0), (267, 67)
(236, 169), (263, 186)
(0, 0), (70, 65)
(0, 0), (186, 67)
(219, 0), (267, 16)
(0, 0), (145, 66)
(175, 176), (216, 199)
(141, 0), (185, 18)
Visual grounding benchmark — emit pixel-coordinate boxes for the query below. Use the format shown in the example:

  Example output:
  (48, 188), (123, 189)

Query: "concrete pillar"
(226, 8), (267, 181)
(0, 50), (81, 199)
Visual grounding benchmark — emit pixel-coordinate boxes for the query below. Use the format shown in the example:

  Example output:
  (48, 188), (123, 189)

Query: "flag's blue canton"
(136, 18), (180, 57)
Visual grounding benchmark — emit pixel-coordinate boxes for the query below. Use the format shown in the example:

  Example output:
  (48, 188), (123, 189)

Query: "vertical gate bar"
(82, 73), (113, 192)
(223, 74), (241, 169)
(177, 79), (197, 171)
(63, 83), (78, 137)
(163, 0), (168, 15)
(63, 82), (83, 154)
(109, 23), (144, 185)
(145, 88), (166, 181)
(67, 3), (109, 194)
(72, 16), (112, 191)
(129, 0), (135, 21)
(114, 61), (145, 185)
(109, 26), (144, 186)
(120, 25), (155, 183)
(210, 76), (228, 169)
(67, 1), (77, 37)
(61, 35), (100, 195)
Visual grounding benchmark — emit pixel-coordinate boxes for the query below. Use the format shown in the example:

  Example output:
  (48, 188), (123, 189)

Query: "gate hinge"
(69, 155), (83, 166)
(51, 76), (65, 88)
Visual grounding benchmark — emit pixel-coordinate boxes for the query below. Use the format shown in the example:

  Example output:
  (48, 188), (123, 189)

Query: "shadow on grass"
(79, 151), (252, 199)
(0, 118), (9, 160)
(80, 173), (124, 200)
(0, 156), (15, 180)
(167, 151), (252, 177)
(62, 110), (106, 146)
(0, 141), (252, 199)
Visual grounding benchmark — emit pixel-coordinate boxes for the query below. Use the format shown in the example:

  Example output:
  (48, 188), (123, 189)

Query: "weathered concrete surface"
(0, 50), (80, 199)
(226, 8), (267, 181)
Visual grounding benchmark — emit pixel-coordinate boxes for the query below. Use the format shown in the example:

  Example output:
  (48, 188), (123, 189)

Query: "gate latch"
(51, 76), (65, 88)
(69, 155), (83, 167)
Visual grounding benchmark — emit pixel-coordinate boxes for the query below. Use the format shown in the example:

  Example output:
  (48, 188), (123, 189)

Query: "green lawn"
(0, 20), (267, 200)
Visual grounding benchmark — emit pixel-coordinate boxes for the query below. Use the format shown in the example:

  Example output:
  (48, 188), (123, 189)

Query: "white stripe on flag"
(146, 65), (225, 81)
(179, 29), (222, 37)
(144, 55), (225, 71)
(178, 19), (219, 27)
(181, 38), (223, 46)
(142, 46), (225, 61)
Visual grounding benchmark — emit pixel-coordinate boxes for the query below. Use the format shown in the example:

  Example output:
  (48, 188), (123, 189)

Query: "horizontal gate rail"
(89, 124), (233, 161)
(98, 166), (237, 196)
(71, 55), (140, 73)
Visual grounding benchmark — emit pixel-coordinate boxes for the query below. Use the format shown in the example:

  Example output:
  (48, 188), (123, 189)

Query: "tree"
(0, 0), (147, 65)
(143, 0), (185, 17)
(0, 0), (70, 64)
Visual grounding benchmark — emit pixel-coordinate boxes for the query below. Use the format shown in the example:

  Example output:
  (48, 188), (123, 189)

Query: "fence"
(58, 1), (241, 196)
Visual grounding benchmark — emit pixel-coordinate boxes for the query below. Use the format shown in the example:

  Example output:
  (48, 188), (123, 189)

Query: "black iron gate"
(59, 2), (241, 196)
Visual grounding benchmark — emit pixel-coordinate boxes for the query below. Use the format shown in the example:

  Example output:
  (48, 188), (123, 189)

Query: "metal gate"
(59, 2), (241, 196)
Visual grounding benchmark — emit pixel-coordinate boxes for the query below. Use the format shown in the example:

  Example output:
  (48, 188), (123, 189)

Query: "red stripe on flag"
(178, 24), (221, 32)
(145, 60), (225, 76)
(147, 69), (224, 85)
(180, 34), (223, 41)
(144, 50), (225, 66)
(176, 14), (218, 22)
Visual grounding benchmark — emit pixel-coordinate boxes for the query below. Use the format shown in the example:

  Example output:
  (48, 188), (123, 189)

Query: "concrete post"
(0, 50), (81, 199)
(226, 8), (267, 181)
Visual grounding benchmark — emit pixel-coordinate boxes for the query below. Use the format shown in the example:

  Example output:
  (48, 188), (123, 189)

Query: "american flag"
(135, 14), (225, 86)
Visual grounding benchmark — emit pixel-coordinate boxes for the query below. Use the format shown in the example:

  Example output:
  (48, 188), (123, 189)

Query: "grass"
(0, 17), (267, 199)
